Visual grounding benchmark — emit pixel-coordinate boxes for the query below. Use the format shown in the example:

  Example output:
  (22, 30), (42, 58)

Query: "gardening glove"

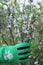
(0, 42), (31, 63)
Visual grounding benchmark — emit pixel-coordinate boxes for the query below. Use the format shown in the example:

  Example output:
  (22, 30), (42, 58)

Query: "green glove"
(0, 42), (31, 63)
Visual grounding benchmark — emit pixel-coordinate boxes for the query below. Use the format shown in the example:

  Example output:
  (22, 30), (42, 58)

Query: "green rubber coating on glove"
(0, 42), (31, 63)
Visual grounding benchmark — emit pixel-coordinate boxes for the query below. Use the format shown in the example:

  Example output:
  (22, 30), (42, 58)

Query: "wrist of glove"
(0, 42), (31, 63)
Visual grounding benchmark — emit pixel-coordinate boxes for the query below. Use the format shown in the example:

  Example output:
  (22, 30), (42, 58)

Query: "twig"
(1, 34), (8, 45)
(9, 28), (15, 45)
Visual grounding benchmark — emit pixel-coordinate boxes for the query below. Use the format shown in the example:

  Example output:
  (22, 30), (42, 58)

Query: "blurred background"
(0, 0), (43, 65)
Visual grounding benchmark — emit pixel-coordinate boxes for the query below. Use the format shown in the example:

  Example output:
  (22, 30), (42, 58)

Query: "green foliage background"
(0, 0), (43, 65)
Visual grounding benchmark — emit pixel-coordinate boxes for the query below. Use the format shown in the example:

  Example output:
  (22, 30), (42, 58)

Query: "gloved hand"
(0, 42), (31, 63)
